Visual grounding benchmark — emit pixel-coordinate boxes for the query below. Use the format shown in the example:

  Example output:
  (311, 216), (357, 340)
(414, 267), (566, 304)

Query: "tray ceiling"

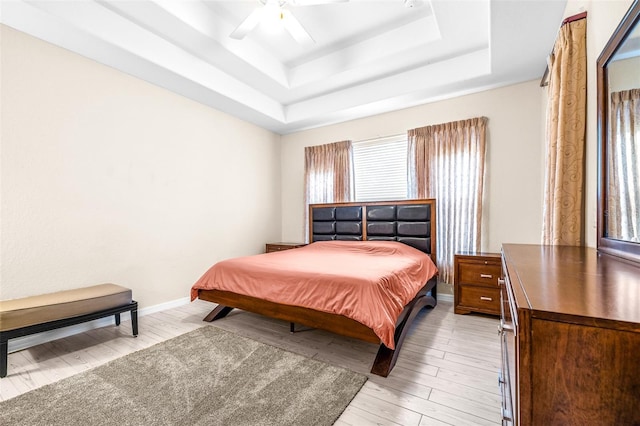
(1, 0), (567, 134)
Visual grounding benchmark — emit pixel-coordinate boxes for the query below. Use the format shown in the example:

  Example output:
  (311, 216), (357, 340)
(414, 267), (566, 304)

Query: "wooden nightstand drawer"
(458, 284), (501, 314)
(265, 242), (306, 253)
(454, 252), (502, 316)
(459, 263), (502, 287)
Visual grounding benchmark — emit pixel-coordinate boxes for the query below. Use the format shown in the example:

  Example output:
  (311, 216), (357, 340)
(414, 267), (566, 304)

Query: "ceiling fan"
(230, 0), (349, 46)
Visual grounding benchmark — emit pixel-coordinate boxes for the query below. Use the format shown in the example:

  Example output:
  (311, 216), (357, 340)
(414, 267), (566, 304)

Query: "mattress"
(191, 240), (438, 348)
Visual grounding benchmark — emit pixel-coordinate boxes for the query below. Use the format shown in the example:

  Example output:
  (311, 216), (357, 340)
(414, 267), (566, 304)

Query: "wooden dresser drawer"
(459, 263), (502, 287)
(458, 284), (501, 314)
(454, 252), (502, 316)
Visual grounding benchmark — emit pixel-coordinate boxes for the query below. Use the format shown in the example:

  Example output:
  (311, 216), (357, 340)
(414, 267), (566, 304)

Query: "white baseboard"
(7, 297), (191, 354)
(438, 293), (453, 302)
(138, 296), (191, 316)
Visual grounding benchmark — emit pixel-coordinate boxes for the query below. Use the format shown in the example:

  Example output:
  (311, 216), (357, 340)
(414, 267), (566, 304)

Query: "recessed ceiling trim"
(1, 0), (569, 134)
(288, 13), (441, 88)
(283, 1), (436, 69)
(285, 48), (491, 123)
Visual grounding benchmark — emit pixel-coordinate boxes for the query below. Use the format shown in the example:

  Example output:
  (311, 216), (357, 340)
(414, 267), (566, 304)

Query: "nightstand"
(265, 242), (306, 253)
(454, 252), (502, 316)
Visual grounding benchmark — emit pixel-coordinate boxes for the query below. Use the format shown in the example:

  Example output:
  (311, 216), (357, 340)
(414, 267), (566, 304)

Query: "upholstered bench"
(0, 283), (138, 378)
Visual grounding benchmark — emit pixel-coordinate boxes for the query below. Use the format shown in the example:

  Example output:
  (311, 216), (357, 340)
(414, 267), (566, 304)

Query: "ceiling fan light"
(231, 0), (338, 43)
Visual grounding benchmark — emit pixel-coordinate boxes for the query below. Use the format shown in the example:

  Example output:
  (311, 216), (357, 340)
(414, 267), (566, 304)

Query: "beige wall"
(562, 0), (634, 247)
(280, 80), (545, 291)
(0, 25), (281, 307)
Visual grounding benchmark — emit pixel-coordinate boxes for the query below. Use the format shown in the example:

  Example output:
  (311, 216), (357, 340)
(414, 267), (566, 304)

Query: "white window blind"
(353, 135), (408, 202)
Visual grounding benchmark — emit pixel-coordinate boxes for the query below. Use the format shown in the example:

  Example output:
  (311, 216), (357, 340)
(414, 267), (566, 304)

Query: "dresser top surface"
(502, 244), (640, 327)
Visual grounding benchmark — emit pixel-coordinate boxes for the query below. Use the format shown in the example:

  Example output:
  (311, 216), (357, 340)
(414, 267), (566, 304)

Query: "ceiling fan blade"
(230, 8), (264, 40)
(281, 9), (315, 46)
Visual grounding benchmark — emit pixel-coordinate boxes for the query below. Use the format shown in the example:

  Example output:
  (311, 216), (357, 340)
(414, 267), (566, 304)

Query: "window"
(352, 135), (408, 202)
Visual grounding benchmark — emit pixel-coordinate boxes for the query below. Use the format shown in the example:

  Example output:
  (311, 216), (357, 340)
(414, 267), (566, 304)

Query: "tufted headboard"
(309, 199), (436, 264)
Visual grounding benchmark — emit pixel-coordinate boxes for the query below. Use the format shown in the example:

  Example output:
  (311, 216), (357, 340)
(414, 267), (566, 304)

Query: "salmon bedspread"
(190, 240), (438, 349)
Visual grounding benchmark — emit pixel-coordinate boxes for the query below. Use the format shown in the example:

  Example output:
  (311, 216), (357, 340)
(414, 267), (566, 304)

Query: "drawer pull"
(480, 274), (493, 279)
(480, 296), (493, 301)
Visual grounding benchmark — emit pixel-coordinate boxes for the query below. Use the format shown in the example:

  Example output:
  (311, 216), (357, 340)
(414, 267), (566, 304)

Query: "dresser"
(454, 252), (502, 316)
(265, 242), (306, 253)
(499, 244), (640, 425)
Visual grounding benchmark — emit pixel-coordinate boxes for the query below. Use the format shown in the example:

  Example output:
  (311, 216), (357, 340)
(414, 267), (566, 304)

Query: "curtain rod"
(354, 133), (405, 144)
(540, 11), (588, 87)
(562, 11), (587, 25)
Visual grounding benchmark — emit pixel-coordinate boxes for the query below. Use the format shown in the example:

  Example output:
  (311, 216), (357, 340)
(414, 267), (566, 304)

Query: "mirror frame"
(597, 0), (640, 263)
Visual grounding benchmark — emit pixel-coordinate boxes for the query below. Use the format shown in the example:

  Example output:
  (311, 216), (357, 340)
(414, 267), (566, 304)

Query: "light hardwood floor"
(1, 299), (501, 425)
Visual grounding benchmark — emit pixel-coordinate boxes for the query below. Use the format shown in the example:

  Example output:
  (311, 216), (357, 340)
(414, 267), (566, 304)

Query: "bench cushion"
(0, 284), (133, 332)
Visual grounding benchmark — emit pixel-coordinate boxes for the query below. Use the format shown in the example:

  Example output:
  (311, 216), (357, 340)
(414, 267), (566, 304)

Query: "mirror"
(598, 0), (640, 262)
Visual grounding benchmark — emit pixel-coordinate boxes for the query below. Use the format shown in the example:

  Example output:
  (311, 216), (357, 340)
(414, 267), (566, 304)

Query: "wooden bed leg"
(370, 288), (437, 377)
(371, 345), (394, 377)
(203, 305), (234, 322)
(290, 323), (295, 333)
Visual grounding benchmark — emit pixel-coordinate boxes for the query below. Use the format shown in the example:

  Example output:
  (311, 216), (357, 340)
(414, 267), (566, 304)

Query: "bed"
(191, 199), (438, 377)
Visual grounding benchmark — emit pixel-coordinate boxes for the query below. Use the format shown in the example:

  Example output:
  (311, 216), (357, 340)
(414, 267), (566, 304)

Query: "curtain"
(608, 89), (640, 242)
(542, 17), (587, 246)
(303, 140), (354, 242)
(408, 117), (487, 285)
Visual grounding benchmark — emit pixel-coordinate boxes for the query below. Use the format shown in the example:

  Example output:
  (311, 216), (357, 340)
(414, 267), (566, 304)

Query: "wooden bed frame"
(196, 199), (437, 377)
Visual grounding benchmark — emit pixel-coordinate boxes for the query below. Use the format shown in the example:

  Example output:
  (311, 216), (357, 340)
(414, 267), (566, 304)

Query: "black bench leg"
(131, 308), (138, 337)
(1, 338), (8, 378)
(115, 313), (121, 326)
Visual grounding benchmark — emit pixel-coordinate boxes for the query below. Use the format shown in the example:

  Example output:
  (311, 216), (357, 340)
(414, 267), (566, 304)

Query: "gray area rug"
(0, 326), (367, 425)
